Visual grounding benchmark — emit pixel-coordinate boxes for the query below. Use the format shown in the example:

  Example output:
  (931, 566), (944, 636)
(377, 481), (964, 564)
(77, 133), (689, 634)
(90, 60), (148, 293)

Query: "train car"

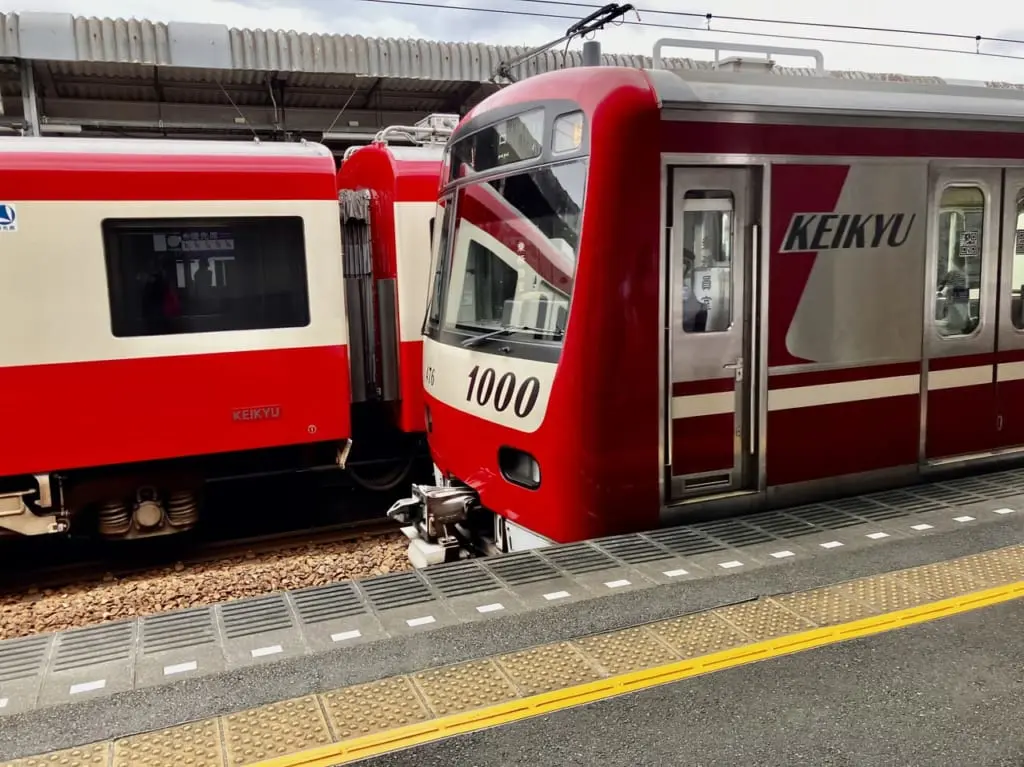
(336, 114), (455, 494)
(389, 39), (1024, 567)
(0, 119), (448, 541)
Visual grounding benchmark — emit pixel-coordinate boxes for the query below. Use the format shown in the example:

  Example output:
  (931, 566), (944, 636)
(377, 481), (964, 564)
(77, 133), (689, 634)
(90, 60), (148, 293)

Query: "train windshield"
(426, 158), (586, 356)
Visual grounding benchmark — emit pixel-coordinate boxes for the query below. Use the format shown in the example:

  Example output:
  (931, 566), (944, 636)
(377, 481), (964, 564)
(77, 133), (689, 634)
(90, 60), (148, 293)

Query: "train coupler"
(386, 484), (477, 568)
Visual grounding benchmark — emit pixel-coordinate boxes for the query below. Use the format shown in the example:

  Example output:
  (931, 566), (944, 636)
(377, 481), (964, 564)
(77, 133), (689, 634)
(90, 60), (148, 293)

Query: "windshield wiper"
(461, 324), (561, 348)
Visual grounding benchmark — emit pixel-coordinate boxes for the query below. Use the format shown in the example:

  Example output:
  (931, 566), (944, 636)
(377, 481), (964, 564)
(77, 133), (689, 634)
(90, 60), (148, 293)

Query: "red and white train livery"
(390, 40), (1024, 566)
(1, 116), (450, 540)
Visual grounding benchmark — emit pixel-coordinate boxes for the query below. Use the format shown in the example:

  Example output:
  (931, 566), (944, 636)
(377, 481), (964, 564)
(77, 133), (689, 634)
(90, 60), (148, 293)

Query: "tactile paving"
(2, 743), (110, 767)
(219, 595), (292, 639)
(221, 695), (332, 766)
(291, 582), (367, 624)
(113, 719), (223, 767)
(713, 599), (814, 641)
(320, 676), (430, 741)
(648, 611), (751, 658)
(141, 608), (216, 654)
(573, 626), (679, 675)
(593, 534), (673, 564)
(412, 658), (519, 715)
(836, 574), (933, 612)
(954, 547), (1024, 587)
(497, 642), (602, 695)
(771, 585), (883, 627)
(0, 635), (49, 683)
(892, 561), (986, 599)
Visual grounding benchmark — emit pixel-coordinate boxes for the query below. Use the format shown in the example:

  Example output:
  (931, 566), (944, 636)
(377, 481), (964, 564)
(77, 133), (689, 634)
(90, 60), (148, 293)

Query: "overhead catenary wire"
(351, 0), (1024, 70)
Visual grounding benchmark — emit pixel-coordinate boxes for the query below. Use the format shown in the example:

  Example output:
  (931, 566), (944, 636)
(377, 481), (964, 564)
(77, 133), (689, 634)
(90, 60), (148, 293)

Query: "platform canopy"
(0, 11), (682, 146)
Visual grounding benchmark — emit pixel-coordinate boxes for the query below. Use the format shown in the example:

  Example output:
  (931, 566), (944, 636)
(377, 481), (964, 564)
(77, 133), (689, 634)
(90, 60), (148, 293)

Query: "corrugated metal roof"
(0, 10), (1017, 90)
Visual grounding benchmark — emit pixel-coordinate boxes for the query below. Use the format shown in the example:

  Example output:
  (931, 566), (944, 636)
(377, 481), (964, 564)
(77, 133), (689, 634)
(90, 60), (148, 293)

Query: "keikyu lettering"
(780, 212), (917, 253)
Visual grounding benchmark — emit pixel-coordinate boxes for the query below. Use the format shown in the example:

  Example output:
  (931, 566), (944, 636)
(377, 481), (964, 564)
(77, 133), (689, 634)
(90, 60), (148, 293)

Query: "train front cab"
(387, 74), (667, 566)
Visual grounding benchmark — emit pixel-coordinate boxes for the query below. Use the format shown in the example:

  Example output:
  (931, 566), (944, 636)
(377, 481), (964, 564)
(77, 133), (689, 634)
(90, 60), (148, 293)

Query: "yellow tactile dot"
(648, 610), (751, 658)
(497, 642), (603, 695)
(892, 561), (987, 599)
(221, 695), (332, 767)
(954, 547), (1024, 587)
(320, 676), (430, 741)
(836, 574), (932, 612)
(771, 585), (882, 627)
(2, 743), (110, 767)
(112, 719), (223, 767)
(572, 626), (680, 675)
(713, 598), (815, 641)
(412, 658), (519, 716)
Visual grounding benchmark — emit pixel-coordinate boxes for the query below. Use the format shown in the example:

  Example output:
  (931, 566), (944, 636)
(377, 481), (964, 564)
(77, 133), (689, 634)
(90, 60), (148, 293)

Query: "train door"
(666, 166), (759, 499)
(994, 170), (1024, 450)
(922, 167), (1002, 462)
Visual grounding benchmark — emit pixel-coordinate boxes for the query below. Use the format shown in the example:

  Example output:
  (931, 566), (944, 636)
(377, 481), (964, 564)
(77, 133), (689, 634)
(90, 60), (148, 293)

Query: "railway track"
(0, 516), (401, 595)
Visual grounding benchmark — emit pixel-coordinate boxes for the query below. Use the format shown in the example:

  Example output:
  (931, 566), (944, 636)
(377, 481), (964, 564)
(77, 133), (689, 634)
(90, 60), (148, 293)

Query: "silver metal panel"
(376, 278), (400, 402)
(16, 12), (77, 62)
(647, 66), (1024, 122)
(167, 22), (231, 70)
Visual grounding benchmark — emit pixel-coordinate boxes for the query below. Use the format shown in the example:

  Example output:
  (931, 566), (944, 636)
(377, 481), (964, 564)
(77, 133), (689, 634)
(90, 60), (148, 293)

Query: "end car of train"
(390, 39), (1024, 567)
(0, 116), (451, 541)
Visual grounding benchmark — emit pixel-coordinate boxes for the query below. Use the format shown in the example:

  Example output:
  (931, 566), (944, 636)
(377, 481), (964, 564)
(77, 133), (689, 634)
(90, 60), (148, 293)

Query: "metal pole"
(19, 61), (40, 137)
(582, 40), (602, 67)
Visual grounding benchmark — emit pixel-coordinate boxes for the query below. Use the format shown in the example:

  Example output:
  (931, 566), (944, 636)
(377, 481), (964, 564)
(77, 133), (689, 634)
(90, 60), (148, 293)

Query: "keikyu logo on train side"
(780, 212), (917, 253)
(0, 204), (17, 232)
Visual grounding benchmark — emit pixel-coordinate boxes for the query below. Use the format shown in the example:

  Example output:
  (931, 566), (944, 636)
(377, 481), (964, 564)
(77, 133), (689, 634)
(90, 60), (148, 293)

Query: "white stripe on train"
(672, 364), (1019, 418)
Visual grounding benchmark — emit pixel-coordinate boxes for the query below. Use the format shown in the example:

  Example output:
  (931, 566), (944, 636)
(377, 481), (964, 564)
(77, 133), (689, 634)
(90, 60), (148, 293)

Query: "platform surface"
(3, 471), (1024, 765)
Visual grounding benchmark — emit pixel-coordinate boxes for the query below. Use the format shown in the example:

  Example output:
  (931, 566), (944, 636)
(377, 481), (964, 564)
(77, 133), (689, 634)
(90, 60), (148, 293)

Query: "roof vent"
(714, 55), (775, 73)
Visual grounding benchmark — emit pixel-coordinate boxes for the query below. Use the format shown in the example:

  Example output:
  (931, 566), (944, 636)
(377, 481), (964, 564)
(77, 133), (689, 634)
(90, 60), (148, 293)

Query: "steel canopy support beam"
(19, 60), (40, 136)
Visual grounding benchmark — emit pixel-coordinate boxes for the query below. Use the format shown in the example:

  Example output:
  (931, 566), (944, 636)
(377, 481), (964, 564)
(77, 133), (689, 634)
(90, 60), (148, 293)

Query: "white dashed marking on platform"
(604, 579), (631, 589)
(866, 532), (890, 540)
(820, 541), (844, 549)
(770, 550), (795, 559)
(993, 508), (1016, 515)
(331, 630), (362, 642)
(911, 523), (934, 531)
(954, 515), (975, 522)
(163, 661), (197, 677)
(251, 645), (283, 658)
(543, 590), (571, 601)
(0, 698), (8, 709)
(476, 603), (505, 614)
(70, 680), (106, 695)
(406, 616), (436, 628)
(718, 560), (744, 569)
(663, 568), (689, 578)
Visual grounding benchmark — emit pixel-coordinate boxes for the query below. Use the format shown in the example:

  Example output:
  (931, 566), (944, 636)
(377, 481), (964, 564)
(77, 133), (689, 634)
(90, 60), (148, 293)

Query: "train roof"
(646, 65), (1024, 123)
(0, 136), (335, 158)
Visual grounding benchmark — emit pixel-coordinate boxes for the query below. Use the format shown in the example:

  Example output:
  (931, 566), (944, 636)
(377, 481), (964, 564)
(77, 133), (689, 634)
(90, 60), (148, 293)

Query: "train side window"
(934, 185), (984, 338)
(681, 190), (734, 334)
(1011, 190), (1024, 330)
(102, 216), (310, 338)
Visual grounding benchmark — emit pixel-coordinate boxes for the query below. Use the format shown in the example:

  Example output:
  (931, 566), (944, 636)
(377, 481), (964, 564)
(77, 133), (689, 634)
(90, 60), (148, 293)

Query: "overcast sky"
(10, 0), (1024, 83)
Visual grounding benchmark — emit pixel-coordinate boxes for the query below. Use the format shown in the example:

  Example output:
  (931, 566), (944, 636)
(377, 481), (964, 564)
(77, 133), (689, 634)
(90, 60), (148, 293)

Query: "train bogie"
(391, 39), (1024, 566)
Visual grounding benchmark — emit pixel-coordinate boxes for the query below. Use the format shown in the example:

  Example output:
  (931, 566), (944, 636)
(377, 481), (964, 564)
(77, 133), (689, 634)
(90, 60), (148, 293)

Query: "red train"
(0, 114), (454, 540)
(390, 40), (1024, 566)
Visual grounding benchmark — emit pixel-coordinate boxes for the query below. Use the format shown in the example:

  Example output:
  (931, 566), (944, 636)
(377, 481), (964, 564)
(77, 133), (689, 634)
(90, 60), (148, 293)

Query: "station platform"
(4, 470), (1024, 766)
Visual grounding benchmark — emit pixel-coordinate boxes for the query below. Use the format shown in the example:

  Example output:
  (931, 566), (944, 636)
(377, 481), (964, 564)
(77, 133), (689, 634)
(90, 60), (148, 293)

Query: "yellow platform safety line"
(254, 578), (1024, 767)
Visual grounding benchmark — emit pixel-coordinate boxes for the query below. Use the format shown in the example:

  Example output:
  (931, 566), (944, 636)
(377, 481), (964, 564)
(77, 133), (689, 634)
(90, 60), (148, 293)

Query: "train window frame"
(1010, 188), (1024, 332)
(428, 156), (588, 364)
(679, 190), (736, 335)
(102, 215), (311, 339)
(932, 184), (985, 341)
